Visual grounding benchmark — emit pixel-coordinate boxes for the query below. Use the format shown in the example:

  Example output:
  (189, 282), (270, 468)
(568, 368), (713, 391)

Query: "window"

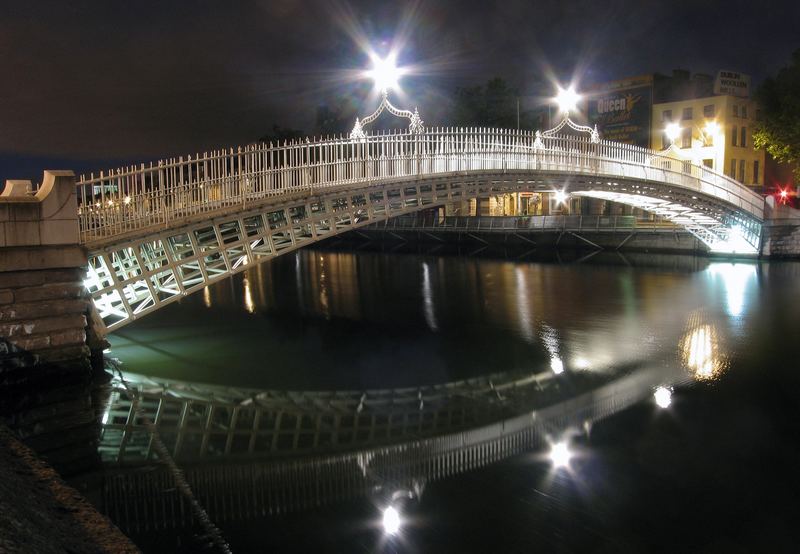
(753, 160), (760, 184)
(740, 126), (747, 147)
(742, 105), (748, 119)
(662, 109), (672, 122)
(739, 160), (746, 182)
(733, 105), (739, 117)
(703, 159), (713, 169)
(732, 126), (738, 147)
(730, 159), (737, 178)
(682, 107), (693, 120)
(681, 127), (692, 148)
(703, 104), (715, 117)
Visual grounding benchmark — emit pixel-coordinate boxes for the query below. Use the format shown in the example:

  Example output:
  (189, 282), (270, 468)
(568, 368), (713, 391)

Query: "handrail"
(76, 128), (765, 244)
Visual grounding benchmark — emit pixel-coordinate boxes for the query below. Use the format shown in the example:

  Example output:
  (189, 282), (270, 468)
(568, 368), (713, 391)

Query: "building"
(586, 69), (766, 189)
(650, 92), (765, 187)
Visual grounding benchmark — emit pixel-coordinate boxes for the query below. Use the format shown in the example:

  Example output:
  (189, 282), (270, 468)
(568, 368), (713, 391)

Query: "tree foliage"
(451, 78), (537, 129)
(753, 49), (800, 178)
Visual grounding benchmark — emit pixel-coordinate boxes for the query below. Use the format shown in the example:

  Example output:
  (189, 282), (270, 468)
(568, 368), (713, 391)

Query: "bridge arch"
(78, 128), (765, 332)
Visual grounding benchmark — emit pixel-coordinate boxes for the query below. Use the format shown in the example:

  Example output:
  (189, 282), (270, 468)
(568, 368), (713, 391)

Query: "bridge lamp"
(665, 123), (681, 144)
(654, 386), (672, 409)
(555, 86), (581, 114)
(549, 440), (572, 469)
(382, 505), (402, 535)
(368, 52), (403, 94)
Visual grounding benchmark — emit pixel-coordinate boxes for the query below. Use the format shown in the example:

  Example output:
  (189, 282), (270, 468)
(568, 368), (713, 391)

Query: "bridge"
(71, 115), (765, 334)
(99, 361), (682, 532)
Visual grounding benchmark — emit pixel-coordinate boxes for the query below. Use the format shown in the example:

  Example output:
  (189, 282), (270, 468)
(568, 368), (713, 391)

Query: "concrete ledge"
(1, 170), (79, 247)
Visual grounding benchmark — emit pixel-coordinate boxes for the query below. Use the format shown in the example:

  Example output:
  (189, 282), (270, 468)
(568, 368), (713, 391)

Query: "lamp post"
(350, 53), (424, 139)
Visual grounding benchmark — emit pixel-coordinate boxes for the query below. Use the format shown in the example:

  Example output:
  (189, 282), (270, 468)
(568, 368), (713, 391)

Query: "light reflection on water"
(108, 250), (765, 390)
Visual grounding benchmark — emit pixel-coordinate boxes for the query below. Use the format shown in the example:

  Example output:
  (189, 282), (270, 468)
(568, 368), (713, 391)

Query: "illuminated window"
(662, 109), (672, 121)
(681, 127), (692, 148)
(754, 161), (760, 184)
(703, 104), (715, 117)
(682, 107), (693, 120)
(732, 126), (738, 147)
(740, 126), (746, 147)
(730, 159), (736, 178)
(739, 160), (745, 182)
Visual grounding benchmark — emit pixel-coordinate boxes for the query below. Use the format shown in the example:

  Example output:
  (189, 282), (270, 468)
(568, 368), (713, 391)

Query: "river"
(107, 246), (800, 552)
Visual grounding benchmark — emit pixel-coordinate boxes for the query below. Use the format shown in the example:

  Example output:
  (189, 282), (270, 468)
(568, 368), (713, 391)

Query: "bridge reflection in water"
(99, 362), (688, 534)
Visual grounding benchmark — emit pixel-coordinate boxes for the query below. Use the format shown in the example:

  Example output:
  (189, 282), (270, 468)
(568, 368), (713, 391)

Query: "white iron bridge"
(78, 126), (765, 333)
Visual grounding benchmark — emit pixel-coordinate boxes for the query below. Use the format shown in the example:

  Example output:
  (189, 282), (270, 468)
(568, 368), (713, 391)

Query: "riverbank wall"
(0, 172), (108, 479)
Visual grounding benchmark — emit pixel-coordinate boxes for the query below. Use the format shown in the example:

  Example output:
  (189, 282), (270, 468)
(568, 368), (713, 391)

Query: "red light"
(780, 189), (788, 198)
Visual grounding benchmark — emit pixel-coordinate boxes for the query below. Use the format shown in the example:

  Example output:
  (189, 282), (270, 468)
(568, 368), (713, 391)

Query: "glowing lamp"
(382, 506), (401, 535)
(549, 441), (572, 468)
(550, 357), (564, 374)
(704, 121), (720, 136)
(554, 190), (568, 204)
(555, 86), (580, 114)
(665, 123), (681, 143)
(368, 53), (402, 94)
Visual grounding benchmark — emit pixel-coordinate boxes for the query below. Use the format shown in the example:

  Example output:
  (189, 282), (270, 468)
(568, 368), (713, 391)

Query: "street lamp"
(350, 51), (423, 139)
(367, 53), (403, 95)
(555, 85), (580, 115)
(665, 122), (681, 145)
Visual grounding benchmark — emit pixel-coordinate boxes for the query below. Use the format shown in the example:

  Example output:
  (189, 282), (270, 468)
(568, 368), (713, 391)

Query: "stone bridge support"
(0, 171), (105, 481)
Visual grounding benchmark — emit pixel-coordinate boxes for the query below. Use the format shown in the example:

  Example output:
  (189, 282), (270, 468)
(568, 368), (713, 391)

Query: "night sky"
(1, 0), (798, 181)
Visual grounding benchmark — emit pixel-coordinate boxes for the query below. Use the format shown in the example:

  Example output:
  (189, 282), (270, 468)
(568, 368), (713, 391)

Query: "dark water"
(111, 247), (800, 553)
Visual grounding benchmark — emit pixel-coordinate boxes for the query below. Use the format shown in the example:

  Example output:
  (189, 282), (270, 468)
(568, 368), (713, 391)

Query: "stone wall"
(761, 205), (800, 258)
(0, 171), (105, 479)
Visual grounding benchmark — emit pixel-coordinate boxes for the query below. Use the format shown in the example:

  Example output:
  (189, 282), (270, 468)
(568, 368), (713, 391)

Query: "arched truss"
(84, 170), (762, 333)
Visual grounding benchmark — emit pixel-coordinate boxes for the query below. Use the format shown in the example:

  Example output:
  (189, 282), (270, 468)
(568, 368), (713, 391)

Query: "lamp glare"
(369, 54), (402, 93)
(549, 441), (572, 468)
(382, 506), (401, 535)
(555, 86), (580, 113)
(665, 123), (681, 143)
(654, 386), (672, 409)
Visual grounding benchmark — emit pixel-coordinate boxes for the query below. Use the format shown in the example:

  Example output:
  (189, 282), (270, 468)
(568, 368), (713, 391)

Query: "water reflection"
(681, 316), (726, 381)
(101, 359), (680, 534)
(98, 248), (794, 543)
(708, 262), (757, 318)
(109, 249), (762, 392)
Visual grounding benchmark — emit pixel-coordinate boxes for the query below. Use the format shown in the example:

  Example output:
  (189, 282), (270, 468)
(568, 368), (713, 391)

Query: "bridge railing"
(76, 128), (764, 245)
(376, 214), (677, 233)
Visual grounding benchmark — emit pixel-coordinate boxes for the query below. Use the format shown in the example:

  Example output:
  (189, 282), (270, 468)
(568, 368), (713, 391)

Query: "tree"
(753, 49), (800, 179)
(451, 77), (538, 129)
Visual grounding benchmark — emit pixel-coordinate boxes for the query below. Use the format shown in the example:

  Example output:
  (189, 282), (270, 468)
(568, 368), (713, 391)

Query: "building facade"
(651, 94), (765, 187)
